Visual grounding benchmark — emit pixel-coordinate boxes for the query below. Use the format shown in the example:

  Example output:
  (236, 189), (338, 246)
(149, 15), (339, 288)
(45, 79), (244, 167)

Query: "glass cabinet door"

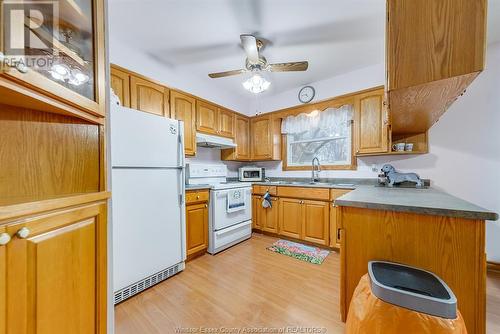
(1, 0), (103, 112)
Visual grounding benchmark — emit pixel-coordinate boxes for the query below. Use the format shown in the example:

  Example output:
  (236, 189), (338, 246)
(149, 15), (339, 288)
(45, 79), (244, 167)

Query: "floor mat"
(267, 239), (330, 265)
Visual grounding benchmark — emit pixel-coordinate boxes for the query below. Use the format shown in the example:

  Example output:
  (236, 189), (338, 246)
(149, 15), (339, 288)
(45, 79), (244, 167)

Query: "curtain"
(281, 105), (353, 136)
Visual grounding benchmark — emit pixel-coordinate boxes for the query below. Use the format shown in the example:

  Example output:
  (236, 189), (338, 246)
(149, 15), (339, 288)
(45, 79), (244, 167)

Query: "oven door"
(211, 187), (252, 231)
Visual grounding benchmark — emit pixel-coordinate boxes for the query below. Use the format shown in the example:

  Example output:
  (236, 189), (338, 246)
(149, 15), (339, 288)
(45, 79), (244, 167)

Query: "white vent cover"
(114, 263), (181, 304)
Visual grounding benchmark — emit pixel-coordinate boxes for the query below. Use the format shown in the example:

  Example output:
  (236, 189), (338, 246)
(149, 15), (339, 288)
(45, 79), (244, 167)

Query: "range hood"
(196, 133), (237, 149)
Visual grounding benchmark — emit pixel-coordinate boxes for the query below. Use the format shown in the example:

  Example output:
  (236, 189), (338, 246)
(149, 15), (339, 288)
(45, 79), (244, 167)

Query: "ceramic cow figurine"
(381, 164), (423, 188)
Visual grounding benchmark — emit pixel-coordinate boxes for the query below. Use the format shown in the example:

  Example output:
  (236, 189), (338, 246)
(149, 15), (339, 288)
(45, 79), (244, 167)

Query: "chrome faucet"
(312, 157), (321, 183)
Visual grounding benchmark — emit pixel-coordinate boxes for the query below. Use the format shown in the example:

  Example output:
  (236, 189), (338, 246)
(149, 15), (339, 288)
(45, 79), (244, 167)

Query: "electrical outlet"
(371, 164), (378, 172)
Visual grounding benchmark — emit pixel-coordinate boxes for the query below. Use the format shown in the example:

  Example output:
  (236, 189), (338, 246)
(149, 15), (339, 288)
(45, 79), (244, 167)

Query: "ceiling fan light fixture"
(242, 74), (271, 94)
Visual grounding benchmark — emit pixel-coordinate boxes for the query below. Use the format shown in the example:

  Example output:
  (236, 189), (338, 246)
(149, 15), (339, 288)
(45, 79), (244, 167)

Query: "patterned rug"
(267, 239), (330, 265)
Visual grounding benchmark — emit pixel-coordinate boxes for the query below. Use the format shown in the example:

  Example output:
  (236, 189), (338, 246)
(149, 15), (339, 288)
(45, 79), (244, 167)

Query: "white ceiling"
(108, 0), (500, 101)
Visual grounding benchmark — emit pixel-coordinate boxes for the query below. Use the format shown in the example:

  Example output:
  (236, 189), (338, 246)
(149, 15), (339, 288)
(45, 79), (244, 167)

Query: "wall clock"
(298, 86), (315, 103)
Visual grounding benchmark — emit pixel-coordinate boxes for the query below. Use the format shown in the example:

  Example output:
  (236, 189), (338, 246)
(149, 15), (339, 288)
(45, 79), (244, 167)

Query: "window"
(282, 105), (355, 170)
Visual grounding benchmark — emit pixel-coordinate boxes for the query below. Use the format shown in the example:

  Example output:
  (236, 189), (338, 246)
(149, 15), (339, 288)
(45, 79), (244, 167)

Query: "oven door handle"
(215, 221), (252, 236)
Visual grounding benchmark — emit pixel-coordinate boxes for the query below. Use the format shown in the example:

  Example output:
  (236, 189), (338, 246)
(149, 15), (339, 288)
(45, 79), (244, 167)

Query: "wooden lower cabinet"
(4, 201), (107, 334)
(278, 198), (303, 240)
(252, 195), (261, 230)
(185, 190), (209, 258)
(186, 203), (208, 256)
(257, 198), (279, 234)
(302, 200), (329, 246)
(329, 204), (341, 248)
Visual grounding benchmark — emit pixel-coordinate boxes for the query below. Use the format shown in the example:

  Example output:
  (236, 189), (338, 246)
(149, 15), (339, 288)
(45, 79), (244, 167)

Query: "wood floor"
(115, 234), (500, 334)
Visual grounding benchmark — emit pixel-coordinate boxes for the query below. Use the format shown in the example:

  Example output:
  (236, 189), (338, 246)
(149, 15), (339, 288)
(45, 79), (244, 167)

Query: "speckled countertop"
(335, 186), (498, 221)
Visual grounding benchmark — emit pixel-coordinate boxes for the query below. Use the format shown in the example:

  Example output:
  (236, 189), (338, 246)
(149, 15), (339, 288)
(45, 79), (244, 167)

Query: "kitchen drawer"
(253, 185), (277, 196)
(186, 190), (209, 204)
(330, 189), (352, 201)
(277, 186), (330, 201)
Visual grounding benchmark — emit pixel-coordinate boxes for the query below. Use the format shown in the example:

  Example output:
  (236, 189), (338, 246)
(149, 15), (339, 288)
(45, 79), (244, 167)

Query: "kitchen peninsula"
(335, 186), (499, 334)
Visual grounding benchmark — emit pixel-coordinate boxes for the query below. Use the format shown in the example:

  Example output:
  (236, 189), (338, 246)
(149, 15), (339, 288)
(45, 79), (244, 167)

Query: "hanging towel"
(227, 189), (245, 213)
(262, 191), (272, 208)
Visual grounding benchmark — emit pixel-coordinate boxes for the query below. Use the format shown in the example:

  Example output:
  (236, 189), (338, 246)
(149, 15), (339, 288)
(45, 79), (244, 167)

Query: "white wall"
(247, 64), (385, 116)
(185, 147), (240, 177)
(109, 39), (250, 114)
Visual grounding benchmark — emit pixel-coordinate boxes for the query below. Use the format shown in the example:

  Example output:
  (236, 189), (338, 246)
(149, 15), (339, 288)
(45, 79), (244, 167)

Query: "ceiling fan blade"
(268, 61), (309, 72)
(240, 34), (260, 64)
(208, 69), (247, 78)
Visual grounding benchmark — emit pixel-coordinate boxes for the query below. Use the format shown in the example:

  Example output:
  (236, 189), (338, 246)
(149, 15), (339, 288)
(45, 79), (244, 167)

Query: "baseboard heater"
(114, 263), (183, 304)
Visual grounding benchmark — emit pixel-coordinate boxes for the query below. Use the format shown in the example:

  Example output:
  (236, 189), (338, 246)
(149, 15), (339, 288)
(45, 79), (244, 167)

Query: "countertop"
(334, 186), (498, 221)
(185, 184), (212, 191)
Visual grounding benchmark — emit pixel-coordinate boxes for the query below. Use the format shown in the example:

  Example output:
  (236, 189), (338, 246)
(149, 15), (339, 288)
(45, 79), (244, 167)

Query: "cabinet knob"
(197, 195), (200, 199)
(0, 233), (11, 246)
(16, 62), (28, 73)
(205, 204), (208, 208)
(16, 227), (30, 239)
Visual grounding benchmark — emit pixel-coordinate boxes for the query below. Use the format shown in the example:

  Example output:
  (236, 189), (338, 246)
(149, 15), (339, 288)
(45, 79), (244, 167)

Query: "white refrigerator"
(110, 105), (186, 304)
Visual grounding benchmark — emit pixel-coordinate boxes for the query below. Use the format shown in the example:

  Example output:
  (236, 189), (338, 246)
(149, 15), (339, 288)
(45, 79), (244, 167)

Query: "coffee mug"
(392, 143), (405, 152)
(405, 143), (414, 151)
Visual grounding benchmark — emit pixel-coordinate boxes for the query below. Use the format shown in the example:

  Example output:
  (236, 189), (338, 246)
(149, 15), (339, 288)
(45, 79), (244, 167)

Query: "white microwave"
(238, 167), (265, 182)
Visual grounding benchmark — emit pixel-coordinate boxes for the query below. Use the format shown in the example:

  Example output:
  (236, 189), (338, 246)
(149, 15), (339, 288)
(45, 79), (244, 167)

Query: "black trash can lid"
(368, 261), (457, 319)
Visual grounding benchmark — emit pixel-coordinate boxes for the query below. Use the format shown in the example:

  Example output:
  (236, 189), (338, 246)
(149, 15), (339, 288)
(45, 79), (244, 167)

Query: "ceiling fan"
(208, 34), (309, 88)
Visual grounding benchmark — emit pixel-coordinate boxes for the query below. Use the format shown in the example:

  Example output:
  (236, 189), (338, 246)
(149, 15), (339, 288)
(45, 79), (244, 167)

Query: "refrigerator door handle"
(178, 121), (185, 168)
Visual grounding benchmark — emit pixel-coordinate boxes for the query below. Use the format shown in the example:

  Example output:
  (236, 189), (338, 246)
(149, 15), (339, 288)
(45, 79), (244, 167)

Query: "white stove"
(186, 164), (252, 254)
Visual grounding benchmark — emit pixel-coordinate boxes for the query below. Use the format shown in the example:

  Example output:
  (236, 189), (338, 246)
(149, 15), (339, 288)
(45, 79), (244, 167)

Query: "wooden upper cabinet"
(0, 0), (107, 121)
(130, 76), (170, 117)
(354, 89), (388, 155)
(218, 108), (235, 138)
(221, 115), (250, 161)
(110, 66), (131, 107)
(5, 202), (107, 334)
(250, 115), (281, 161)
(196, 101), (219, 135)
(171, 90), (197, 156)
(386, 0), (486, 134)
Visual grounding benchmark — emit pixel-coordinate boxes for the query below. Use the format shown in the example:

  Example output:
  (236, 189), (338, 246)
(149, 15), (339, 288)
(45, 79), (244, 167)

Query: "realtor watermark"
(174, 327), (328, 334)
(1, 0), (59, 71)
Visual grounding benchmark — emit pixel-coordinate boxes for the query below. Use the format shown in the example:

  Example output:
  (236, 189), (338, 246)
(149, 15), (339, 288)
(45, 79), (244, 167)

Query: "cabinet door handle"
(0, 233), (11, 246)
(16, 227), (30, 239)
(205, 204), (208, 208)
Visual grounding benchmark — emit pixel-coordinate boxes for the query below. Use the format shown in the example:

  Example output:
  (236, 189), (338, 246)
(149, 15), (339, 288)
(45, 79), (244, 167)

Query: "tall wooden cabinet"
(353, 89), (388, 155)
(130, 76), (170, 117)
(171, 90), (197, 156)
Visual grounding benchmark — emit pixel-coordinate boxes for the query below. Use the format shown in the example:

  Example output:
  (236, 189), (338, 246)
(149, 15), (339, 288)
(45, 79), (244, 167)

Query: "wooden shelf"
(357, 150), (427, 157)
(0, 191), (110, 222)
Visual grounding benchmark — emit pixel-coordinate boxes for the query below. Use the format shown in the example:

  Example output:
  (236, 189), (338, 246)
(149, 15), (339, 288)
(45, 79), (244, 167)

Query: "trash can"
(345, 261), (468, 334)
